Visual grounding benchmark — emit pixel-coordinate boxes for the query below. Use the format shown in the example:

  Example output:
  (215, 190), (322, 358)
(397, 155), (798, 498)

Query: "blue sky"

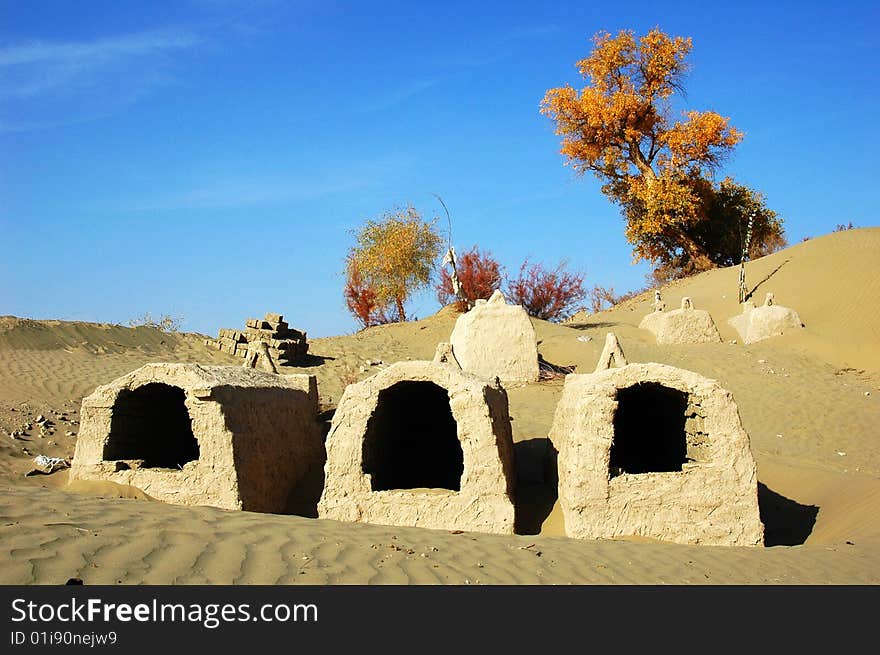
(2, 0), (878, 337)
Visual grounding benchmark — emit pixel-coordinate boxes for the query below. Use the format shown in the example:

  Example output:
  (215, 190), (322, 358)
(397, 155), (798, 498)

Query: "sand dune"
(1, 228), (878, 583)
(568, 227), (880, 375)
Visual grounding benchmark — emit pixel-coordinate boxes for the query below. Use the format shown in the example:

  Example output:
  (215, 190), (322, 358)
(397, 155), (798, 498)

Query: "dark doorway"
(362, 381), (463, 491)
(610, 383), (687, 476)
(104, 383), (199, 469)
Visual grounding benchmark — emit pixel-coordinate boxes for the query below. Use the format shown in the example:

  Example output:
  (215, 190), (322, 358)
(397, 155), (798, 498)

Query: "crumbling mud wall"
(70, 363), (323, 512)
(318, 360), (517, 534)
(549, 362), (763, 546)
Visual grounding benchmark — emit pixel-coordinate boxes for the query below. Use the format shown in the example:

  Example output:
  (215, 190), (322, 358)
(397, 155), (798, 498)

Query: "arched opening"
(362, 381), (463, 491)
(104, 383), (200, 469)
(610, 382), (687, 477)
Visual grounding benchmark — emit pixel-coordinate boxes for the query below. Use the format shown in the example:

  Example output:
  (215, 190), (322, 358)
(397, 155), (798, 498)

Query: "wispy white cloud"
(358, 77), (442, 113)
(500, 24), (562, 43)
(0, 29), (201, 130)
(0, 29), (200, 68)
(0, 112), (108, 134)
(145, 178), (353, 210)
(123, 154), (416, 212)
(436, 23), (562, 70)
(356, 23), (561, 113)
(0, 76), (166, 134)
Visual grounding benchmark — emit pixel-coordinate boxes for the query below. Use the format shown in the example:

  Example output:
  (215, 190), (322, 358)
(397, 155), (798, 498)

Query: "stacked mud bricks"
(205, 312), (308, 366)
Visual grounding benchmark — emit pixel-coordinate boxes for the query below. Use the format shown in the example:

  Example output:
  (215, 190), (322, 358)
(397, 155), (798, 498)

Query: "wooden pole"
(738, 211), (755, 303)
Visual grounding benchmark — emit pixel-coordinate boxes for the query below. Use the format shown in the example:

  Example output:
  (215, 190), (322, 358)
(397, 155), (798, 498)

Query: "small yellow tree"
(345, 205), (443, 323)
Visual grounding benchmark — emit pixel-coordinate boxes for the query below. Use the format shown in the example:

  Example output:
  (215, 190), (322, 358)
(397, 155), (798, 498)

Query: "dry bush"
(339, 362), (361, 387)
(128, 313), (184, 332)
(588, 284), (644, 313)
(437, 245), (504, 311)
(588, 285), (618, 313)
(506, 259), (587, 322)
(538, 356), (577, 381)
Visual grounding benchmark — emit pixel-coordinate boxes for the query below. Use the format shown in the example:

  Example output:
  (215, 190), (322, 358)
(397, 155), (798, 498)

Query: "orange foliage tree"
(437, 245), (504, 311)
(541, 28), (784, 277)
(506, 259), (586, 322)
(344, 205), (443, 324)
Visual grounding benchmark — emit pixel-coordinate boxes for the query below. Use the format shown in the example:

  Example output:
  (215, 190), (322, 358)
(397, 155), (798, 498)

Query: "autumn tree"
(437, 245), (504, 311)
(648, 177), (786, 285)
(506, 259), (587, 322)
(541, 28), (785, 277)
(344, 205), (443, 324)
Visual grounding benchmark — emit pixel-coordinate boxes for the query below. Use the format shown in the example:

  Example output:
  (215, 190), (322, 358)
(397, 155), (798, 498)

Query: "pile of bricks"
(205, 312), (308, 366)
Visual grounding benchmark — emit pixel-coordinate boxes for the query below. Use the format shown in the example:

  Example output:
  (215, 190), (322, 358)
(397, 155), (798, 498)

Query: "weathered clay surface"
(549, 362), (763, 546)
(449, 290), (539, 384)
(70, 363), (322, 512)
(728, 293), (804, 344)
(244, 340), (278, 374)
(594, 332), (628, 372)
(639, 297), (722, 344)
(432, 342), (460, 367)
(318, 360), (517, 534)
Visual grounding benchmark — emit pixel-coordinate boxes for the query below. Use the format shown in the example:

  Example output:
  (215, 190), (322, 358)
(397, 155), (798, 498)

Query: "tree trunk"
(629, 141), (656, 179)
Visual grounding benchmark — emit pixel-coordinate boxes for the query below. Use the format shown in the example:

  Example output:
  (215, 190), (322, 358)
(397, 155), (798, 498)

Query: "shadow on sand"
(514, 438), (559, 535)
(289, 353), (335, 368)
(745, 258), (790, 302)
(758, 482), (819, 546)
(566, 321), (621, 331)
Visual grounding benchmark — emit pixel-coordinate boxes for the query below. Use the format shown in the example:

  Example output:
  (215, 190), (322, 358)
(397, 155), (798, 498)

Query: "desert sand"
(1, 227), (879, 584)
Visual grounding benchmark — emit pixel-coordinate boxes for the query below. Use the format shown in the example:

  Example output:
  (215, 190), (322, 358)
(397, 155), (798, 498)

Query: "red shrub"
(506, 259), (587, 322)
(437, 245), (504, 311)
(344, 260), (396, 328)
